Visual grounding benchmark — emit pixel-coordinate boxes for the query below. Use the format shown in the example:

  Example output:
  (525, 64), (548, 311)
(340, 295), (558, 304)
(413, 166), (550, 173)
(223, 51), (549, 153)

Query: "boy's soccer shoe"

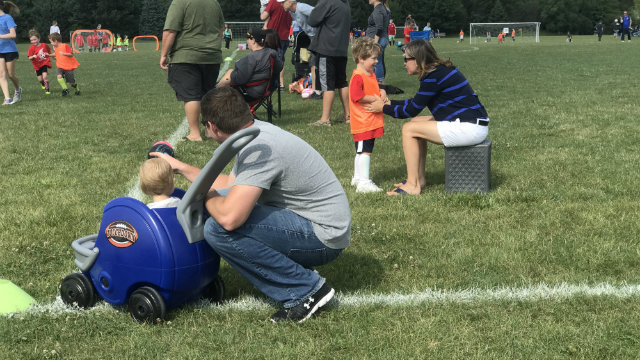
(12, 87), (22, 103)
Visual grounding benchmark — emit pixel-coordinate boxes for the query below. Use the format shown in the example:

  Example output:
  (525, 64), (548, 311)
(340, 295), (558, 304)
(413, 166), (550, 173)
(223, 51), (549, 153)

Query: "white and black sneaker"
(12, 87), (22, 104)
(270, 283), (335, 323)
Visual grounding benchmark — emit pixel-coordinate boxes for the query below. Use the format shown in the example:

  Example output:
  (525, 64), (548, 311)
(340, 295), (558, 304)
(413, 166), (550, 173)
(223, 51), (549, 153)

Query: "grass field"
(2, 35), (640, 358)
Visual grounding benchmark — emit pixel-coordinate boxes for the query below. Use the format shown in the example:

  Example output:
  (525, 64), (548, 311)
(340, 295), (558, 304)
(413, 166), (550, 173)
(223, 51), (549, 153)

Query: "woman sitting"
(367, 39), (489, 196)
(217, 28), (281, 103)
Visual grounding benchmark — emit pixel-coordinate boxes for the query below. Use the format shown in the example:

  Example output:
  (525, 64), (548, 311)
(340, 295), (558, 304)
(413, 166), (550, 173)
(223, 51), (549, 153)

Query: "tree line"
(11, 0), (637, 42)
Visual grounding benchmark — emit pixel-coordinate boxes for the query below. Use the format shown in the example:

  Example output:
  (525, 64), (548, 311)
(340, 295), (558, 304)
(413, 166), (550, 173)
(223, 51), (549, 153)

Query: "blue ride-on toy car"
(60, 127), (260, 323)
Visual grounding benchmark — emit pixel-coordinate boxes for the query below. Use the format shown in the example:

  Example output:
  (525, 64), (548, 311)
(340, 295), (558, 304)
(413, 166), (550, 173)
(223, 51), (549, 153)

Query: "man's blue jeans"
(204, 204), (343, 308)
(374, 36), (389, 82)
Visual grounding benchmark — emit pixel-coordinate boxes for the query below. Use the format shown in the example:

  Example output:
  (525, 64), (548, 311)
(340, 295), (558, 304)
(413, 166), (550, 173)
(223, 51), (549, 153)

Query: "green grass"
(2, 35), (640, 358)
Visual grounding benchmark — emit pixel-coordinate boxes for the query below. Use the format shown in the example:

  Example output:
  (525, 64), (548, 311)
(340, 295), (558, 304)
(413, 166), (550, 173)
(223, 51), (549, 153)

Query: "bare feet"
(386, 182), (421, 196)
(183, 135), (203, 142)
(393, 179), (427, 189)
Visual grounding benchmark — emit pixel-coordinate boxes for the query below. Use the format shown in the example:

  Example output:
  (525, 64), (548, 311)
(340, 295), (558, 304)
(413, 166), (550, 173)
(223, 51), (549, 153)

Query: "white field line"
(7, 282), (640, 318)
(126, 49), (240, 200)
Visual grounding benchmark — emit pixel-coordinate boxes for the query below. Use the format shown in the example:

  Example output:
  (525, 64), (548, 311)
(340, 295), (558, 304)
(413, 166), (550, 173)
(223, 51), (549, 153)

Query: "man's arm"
(160, 30), (177, 70)
(205, 184), (262, 231)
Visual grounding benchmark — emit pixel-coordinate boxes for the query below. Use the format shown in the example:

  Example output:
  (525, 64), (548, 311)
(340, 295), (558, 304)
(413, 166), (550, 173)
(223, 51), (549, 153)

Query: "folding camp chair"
(246, 54), (281, 123)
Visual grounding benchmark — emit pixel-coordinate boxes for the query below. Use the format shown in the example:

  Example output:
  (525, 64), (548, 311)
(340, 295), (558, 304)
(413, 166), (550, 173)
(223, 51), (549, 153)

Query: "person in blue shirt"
(423, 22), (432, 42)
(366, 39), (489, 196)
(620, 11), (632, 42)
(0, 1), (21, 105)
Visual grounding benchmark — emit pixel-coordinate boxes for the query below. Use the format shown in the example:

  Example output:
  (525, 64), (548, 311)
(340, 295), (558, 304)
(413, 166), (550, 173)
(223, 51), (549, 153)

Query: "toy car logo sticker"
(105, 221), (139, 248)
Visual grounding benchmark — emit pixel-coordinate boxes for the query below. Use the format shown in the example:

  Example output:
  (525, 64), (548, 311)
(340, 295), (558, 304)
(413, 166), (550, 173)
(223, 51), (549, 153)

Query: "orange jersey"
(349, 68), (384, 135)
(54, 43), (80, 71)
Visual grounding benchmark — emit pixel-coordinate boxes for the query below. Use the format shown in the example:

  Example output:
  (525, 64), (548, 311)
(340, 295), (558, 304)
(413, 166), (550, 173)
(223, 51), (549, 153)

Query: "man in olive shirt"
(161, 0), (225, 142)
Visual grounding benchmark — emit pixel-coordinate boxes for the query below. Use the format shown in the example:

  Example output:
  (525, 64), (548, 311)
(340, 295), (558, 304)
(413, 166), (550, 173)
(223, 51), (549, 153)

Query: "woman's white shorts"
(436, 118), (489, 147)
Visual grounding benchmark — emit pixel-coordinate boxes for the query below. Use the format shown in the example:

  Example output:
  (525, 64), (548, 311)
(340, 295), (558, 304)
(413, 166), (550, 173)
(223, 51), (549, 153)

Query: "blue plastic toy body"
(81, 189), (218, 308)
(65, 127), (261, 315)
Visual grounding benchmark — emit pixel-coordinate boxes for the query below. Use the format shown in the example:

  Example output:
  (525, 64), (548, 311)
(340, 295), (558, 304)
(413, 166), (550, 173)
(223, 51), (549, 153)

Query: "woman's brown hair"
(404, 39), (453, 79)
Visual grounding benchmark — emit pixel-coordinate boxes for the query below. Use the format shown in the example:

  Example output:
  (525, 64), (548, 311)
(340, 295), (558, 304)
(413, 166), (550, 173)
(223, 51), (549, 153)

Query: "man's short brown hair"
(200, 87), (253, 134)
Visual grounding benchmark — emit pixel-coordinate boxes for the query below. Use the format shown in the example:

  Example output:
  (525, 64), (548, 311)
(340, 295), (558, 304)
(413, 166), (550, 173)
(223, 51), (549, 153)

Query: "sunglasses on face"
(403, 57), (415, 63)
(247, 32), (254, 40)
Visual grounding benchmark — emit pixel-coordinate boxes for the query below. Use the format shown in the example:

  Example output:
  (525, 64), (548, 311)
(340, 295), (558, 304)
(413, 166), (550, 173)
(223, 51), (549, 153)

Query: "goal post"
(469, 22), (540, 44)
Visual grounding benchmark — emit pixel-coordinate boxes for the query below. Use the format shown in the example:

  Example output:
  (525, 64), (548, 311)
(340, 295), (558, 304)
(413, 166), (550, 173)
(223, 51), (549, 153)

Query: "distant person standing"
(261, 0), (292, 89)
(49, 20), (60, 35)
(388, 19), (396, 44)
(595, 21), (603, 41)
(307, 0), (351, 126)
(511, 28), (515, 41)
(161, 0), (225, 142)
(365, 0), (389, 84)
(459, 29), (464, 43)
(403, 19), (415, 44)
(613, 19), (620, 39)
(223, 23), (232, 49)
(0, 0), (21, 105)
(423, 22), (431, 41)
(620, 11), (632, 42)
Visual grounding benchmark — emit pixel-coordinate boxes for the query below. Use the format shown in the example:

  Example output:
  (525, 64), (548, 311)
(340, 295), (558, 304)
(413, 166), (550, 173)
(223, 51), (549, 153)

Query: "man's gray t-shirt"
(231, 120), (351, 249)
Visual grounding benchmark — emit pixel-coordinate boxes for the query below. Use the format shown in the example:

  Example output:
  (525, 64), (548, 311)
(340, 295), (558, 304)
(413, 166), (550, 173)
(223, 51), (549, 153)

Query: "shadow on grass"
(216, 251), (384, 301)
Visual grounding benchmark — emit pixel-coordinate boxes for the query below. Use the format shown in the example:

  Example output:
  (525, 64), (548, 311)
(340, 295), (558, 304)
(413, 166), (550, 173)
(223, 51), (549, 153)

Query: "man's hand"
(160, 55), (169, 70)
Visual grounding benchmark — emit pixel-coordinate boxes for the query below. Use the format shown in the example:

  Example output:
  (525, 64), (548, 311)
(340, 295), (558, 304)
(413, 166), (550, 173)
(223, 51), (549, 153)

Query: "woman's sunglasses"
(403, 57), (415, 63)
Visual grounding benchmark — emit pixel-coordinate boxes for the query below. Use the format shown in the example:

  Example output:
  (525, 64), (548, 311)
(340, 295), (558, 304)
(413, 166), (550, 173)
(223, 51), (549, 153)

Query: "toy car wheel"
(203, 276), (225, 304)
(60, 273), (97, 309)
(128, 286), (166, 323)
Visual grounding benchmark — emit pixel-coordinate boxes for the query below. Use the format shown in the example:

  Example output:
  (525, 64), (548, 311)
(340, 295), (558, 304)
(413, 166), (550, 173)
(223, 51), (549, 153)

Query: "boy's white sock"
(356, 153), (371, 181)
(352, 154), (361, 185)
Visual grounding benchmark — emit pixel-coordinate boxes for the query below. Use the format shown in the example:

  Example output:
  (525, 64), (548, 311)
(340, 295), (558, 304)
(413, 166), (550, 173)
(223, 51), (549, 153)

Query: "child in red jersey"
(26, 29), (52, 94)
(48, 32), (80, 96)
(348, 37), (388, 193)
(74, 33), (84, 52)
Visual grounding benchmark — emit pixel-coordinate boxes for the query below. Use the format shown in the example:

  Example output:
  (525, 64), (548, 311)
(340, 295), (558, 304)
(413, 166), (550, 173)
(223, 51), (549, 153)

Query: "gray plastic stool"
(444, 139), (491, 193)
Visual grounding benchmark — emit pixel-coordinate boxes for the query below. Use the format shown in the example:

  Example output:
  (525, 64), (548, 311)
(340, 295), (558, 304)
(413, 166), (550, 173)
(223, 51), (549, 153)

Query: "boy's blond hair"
(139, 158), (174, 196)
(351, 37), (381, 64)
(48, 32), (62, 42)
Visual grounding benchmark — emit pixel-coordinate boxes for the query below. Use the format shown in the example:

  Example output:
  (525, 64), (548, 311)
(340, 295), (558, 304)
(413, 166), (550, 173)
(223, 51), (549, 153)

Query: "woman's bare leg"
(388, 116), (443, 196)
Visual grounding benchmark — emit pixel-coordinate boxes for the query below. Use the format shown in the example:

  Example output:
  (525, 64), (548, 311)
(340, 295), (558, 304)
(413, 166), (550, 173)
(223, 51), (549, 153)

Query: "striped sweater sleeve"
(382, 76), (436, 119)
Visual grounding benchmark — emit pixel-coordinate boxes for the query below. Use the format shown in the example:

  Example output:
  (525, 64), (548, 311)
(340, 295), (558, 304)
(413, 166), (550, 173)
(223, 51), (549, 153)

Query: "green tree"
(489, 0), (508, 22)
(430, 0), (466, 33)
(139, 0), (165, 37)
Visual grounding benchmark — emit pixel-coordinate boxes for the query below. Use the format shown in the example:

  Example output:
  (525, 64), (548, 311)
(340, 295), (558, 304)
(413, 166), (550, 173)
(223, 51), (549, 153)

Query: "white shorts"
(436, 118), (489, 147)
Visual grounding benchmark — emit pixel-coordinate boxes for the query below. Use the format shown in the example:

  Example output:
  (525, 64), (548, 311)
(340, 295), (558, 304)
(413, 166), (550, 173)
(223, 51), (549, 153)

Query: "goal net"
(469, 22), (540, 44)
(224, 22), (265, 47)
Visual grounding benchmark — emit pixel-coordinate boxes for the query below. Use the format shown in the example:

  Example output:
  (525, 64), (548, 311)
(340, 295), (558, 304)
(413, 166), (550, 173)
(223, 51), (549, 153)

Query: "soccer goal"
(469, 22), (540, 44)
(225, 22), (264, 47)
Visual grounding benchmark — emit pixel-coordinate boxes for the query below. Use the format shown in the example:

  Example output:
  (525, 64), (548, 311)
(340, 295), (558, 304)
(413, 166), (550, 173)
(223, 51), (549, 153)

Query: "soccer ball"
(148, 141), (174, 159)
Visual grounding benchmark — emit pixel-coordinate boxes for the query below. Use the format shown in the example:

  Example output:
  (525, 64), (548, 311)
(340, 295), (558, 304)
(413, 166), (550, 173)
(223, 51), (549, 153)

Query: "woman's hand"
(365, 97), (385, 113)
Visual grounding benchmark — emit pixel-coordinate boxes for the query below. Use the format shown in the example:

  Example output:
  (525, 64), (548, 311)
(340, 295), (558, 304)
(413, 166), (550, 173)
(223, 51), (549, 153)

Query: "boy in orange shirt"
(48, 32), (80, 96)
(348, 37), (387, 193)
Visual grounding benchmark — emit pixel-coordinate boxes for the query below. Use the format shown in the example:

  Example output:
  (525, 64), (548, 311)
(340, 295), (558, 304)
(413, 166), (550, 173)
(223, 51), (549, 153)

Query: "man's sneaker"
(270, 283), (335, 323)
(12, 87), (22, 103)
(305, 92), (323, 100)
(356, 179), (383, 193)
(62, 89), (69, 96)
(2, 98), (12, 106)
